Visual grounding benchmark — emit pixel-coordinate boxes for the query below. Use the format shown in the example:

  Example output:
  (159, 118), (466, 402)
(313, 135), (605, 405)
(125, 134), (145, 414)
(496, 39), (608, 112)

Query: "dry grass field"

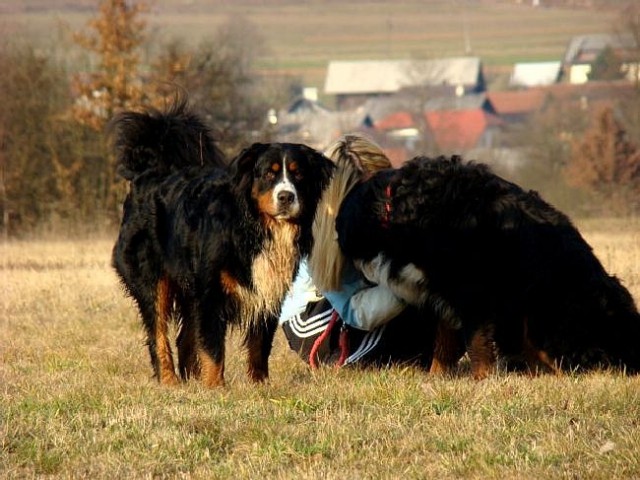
(2, 218), (640, 478)
(3, 1), (620, 91)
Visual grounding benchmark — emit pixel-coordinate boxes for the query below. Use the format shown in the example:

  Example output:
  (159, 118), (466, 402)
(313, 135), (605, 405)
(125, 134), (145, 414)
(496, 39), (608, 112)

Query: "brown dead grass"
(1, 220), (640, 478)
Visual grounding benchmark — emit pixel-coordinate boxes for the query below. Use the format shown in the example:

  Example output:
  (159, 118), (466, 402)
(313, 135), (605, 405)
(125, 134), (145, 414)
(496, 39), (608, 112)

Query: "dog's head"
(231, 143), (334, 223)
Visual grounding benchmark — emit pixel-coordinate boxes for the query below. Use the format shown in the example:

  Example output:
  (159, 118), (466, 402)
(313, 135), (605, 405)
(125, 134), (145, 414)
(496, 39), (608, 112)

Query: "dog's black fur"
(111, 101), (333, 387)
(336, 155), (640, 377)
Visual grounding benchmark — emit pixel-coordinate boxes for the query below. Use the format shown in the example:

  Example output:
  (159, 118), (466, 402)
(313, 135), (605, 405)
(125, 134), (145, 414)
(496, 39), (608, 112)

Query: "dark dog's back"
(337, 155), (640, 375)
(111, 101), (333, 387)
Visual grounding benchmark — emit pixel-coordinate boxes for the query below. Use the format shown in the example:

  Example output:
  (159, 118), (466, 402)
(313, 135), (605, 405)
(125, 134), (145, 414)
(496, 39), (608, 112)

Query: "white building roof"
(510, 61), (561, 87)
(324, 57), (482, 95)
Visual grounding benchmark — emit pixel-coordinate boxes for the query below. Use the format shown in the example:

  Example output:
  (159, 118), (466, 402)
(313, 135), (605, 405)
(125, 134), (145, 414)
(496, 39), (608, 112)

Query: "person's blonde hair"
(309, 133), (392, 291)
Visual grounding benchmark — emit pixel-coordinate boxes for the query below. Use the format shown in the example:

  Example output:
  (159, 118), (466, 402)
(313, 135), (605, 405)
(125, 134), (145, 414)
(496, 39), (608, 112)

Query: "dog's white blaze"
(233, 222), (299, 327)
(355, 254), (387, 284)
(357, 254), (427, 305)
(394, 265), (460, 328)
(356, 254), (461, 329)
(398, 264), (425, 284)
(272, 154), (300, 217)
(390, 264), (428, 305)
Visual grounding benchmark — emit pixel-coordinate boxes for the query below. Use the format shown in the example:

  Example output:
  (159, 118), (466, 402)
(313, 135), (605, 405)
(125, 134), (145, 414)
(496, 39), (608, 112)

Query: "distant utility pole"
(387, 15), (393, 58)
(463, 10), (472, 54)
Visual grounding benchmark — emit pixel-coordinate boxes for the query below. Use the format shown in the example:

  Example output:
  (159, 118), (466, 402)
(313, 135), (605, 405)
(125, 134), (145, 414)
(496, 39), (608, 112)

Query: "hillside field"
(1, 1), (621, 91)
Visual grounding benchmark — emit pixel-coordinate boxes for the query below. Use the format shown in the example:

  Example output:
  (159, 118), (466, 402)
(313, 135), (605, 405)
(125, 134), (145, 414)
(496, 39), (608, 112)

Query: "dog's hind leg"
(467, 324), (496, 380)
(429, 320), (465, 375)
(154, 276), (180, 386)
(521, 318), (560, 375)
(131, 297), (160, 380)
(197, 347), (225, 388)
(245, 316), (278, 383)
(196, 309), (227, 388)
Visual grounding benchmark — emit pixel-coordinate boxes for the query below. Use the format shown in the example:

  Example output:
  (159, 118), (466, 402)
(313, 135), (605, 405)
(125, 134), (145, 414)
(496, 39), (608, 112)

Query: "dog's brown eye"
(264, 171), (276, 181)
(288, 161), (303, 181)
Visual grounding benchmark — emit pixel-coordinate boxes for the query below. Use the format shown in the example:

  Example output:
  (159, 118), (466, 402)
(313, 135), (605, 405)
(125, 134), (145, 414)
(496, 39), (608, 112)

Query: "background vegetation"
(1, 0), (640, 235)
(2, 220), (640, 478)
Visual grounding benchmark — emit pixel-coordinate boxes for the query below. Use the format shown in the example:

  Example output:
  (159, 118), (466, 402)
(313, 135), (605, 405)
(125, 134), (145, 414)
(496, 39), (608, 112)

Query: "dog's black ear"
(230, 143), (270, 191)
(297, 144), (335, 190)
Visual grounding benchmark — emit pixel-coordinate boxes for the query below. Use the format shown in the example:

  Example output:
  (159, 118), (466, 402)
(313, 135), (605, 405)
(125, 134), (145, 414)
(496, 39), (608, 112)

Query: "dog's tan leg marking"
(430, 320), (464, 375)
(155, 276), (179, 386)
(429, 357), (450, 375)
(220, 270), (239, 295)
(246, 335), (269, 383)
(468, 325), (496, 380)
(537, 350), (560, 375)
(521, 318), (560, 376)
(522, 318), (545, 376)
(198, 347), (225, 388)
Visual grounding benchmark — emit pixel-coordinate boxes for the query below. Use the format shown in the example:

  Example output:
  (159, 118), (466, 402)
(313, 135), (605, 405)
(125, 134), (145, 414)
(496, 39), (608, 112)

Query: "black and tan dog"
(111, 100), (333, 387)
(335, 155), (640, 378)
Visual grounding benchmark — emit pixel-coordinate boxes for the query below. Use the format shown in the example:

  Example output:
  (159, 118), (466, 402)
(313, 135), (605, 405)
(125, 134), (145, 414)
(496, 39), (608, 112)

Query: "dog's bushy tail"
(110, 98), (226, 180)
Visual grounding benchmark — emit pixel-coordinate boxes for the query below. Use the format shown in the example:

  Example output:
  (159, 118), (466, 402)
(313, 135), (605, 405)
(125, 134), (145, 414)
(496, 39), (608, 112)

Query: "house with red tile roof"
(366, 92), (504, 154)
(487, 90), (547, 123)
(488, 81), (636, 124)
(375, 111), (415, 131)
(424, 109), (503, 152)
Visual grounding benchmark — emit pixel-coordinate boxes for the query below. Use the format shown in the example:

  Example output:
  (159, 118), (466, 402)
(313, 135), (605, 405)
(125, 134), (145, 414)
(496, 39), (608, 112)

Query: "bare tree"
(71, 0), (149, 222)
(72, 0), (149, 129)
(0, 43), (76, 234)
(616, 2), (640, 87)
(614, 3), (640, 145)
(565, 106), (640, 215)
(588, 46), (625, 81)
(149, 15), (272, 154)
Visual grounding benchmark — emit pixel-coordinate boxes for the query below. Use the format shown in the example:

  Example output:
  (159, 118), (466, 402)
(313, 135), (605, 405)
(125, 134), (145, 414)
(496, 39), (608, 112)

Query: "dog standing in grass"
(110, 100), (333, 387)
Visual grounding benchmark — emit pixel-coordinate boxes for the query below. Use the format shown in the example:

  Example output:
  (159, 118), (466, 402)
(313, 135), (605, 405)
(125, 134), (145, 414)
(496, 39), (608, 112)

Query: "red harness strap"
(381, 183), (393, 228)
(309, 310), (350, 369)
(337, 325), (349, 367)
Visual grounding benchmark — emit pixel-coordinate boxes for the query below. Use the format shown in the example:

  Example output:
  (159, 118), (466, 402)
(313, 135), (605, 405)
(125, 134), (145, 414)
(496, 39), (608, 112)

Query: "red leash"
(309, 310), (349, 369)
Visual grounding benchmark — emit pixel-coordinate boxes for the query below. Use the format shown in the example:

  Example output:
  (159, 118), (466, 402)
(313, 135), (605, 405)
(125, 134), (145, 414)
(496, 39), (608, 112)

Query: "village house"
(273, 30), (639, 165)
(562, 33), (639, 84)
(324, 57), (486, 110)
(510, 61), (562, 87)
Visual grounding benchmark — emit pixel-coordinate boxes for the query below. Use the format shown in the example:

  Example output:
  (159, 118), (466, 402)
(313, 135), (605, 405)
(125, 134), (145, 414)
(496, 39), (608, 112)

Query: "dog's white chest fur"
(238, 222), (299, 325)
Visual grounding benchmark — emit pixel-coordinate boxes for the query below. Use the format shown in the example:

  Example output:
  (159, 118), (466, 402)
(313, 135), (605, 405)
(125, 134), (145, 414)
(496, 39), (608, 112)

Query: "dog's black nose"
(278, 191), (295, 206)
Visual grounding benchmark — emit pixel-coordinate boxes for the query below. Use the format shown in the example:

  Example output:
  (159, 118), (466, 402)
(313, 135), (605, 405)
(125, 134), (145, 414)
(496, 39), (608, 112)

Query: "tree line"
(1, 0), (640, 237)
(0, 0), (294, 236)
